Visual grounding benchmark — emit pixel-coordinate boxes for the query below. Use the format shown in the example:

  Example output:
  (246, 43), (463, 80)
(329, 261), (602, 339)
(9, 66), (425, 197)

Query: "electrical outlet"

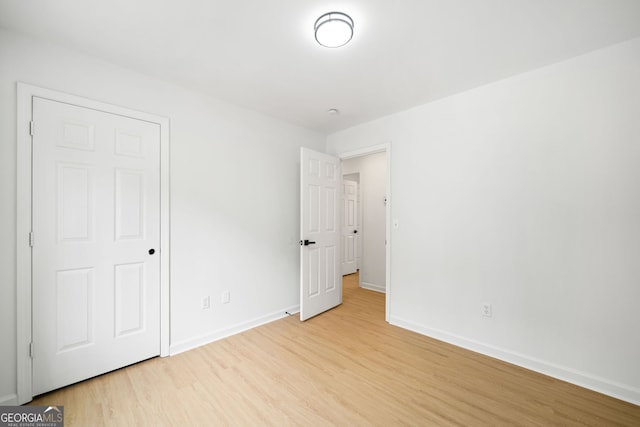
(202, 296), (211, 310)
(482, 303), (492, 318)
(222, 290), (230, 304)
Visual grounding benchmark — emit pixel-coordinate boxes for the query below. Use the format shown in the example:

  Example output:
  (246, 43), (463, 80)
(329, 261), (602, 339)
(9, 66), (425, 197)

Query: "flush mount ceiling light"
(314, 12), (354, 48)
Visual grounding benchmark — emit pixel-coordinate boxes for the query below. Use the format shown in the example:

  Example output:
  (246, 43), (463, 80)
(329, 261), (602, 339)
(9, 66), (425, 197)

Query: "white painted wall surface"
(342, 153), (387, 292)
(0, 29), (324, 403)
(327, 38), (640, 404)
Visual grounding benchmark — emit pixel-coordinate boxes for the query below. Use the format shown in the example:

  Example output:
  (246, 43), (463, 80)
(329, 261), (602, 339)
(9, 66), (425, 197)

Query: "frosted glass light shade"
(314, 12), (354, 48)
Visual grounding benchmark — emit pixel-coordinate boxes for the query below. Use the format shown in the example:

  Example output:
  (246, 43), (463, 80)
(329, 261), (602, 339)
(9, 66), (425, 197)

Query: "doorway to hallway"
(340, 148), (388, 321)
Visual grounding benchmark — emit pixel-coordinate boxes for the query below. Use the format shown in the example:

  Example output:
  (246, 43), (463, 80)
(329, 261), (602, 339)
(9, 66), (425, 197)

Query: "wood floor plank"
(30, 272), (640, 426)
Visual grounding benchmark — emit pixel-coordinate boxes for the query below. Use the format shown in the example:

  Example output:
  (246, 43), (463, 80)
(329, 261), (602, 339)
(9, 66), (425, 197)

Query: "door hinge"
(29, 232), (34, 248)
(29, 121), (34, 136)
(29, 342), (34, 358)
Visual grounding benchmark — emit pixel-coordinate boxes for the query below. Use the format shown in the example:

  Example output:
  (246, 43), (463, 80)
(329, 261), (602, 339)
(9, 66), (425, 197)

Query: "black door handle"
(300, 240), (316, 246)
(148, 248), (156, 255)
(353, 230), (358, 234)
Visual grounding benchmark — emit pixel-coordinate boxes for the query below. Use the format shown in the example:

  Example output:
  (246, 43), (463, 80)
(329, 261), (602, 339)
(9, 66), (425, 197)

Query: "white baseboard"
(390, 315), (640, 406)
(0, 394), (18, 406)
(169, 304), (300, 355)
(360, 281), (386, 293)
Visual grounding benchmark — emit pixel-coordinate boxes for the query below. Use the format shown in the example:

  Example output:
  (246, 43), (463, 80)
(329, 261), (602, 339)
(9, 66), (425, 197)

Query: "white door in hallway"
(300, 148), (342, 321)
(32, 97), (161, 394)
(341, 179), (358, 275)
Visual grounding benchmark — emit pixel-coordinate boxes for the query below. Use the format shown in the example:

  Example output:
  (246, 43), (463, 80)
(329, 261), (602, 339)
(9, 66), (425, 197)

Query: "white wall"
(342, 153), (387, 292)
(327, 38), (640, 404)
(0, 29), (325, 403)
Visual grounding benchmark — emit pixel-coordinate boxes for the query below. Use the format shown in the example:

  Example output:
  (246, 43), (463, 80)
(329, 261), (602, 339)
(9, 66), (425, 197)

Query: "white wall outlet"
(222, 290), (230, 304)
(482, 303), (492, 318)
(202, 296), (211, 310)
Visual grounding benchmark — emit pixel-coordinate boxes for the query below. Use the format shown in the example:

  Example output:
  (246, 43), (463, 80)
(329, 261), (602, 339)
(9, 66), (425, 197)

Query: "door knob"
(353, 230), (358, 234)
(300, 240), (316, 246)
(148, 249), (156, 255)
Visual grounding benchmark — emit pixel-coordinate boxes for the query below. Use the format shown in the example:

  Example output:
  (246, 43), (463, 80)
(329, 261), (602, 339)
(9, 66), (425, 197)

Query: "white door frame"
(16, 83), (171, 404)
(338, 143), (391, 322)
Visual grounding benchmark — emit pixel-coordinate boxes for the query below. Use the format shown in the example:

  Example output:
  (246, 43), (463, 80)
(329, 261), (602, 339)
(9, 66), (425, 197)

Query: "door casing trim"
(16, 82), (171, 404)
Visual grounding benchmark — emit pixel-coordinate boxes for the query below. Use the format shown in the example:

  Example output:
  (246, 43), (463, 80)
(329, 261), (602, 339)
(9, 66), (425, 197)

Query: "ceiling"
(1, 0), (640, 134)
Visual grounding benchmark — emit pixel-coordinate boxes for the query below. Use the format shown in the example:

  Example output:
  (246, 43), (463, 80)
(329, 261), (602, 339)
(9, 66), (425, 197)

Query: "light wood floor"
(31, 273), (640, 426)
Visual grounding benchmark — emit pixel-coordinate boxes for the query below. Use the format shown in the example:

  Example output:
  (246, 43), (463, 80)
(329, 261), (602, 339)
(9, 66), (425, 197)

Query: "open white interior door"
(300, 148), (342, 321)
